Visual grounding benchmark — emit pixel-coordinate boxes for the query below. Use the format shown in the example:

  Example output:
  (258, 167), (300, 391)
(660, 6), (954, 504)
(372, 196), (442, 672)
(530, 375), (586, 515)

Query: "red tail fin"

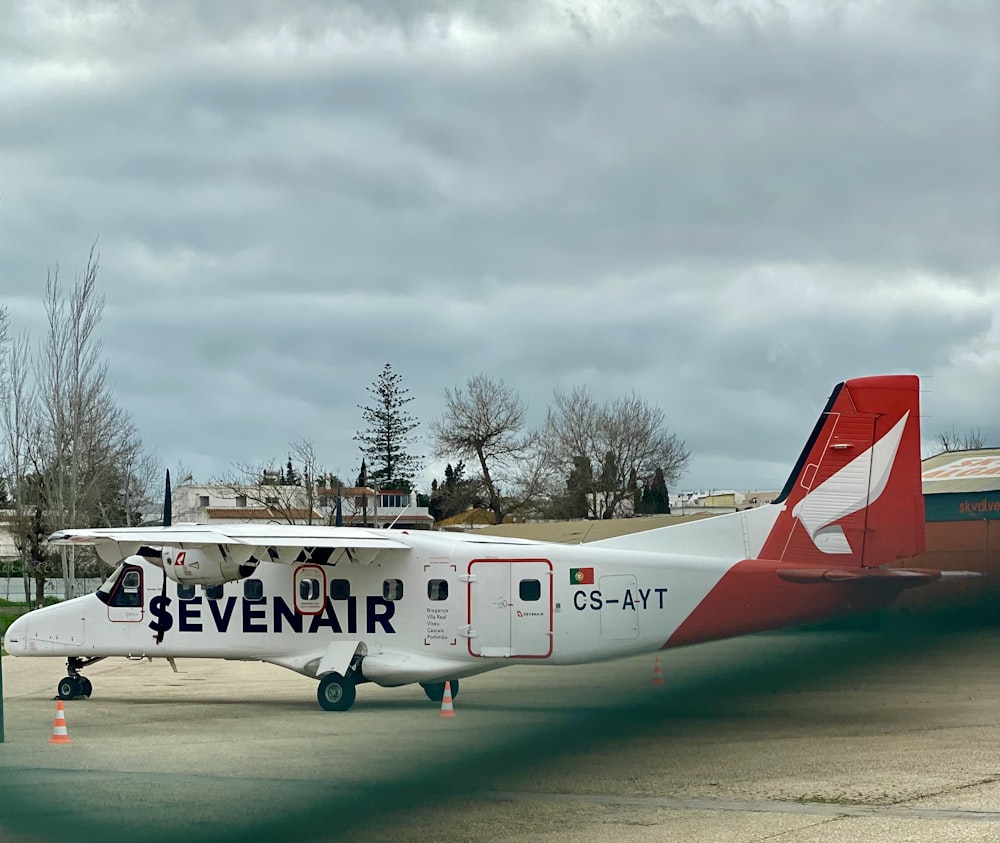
(758, 375), (924, 568)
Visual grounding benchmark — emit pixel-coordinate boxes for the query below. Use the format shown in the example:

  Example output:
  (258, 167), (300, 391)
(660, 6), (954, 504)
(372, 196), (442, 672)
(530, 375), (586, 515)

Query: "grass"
(0, 603), (32, 637)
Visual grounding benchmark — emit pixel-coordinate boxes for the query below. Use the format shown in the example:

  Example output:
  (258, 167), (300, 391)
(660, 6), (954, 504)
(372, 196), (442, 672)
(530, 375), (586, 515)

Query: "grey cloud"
(2, 1), (997, 490)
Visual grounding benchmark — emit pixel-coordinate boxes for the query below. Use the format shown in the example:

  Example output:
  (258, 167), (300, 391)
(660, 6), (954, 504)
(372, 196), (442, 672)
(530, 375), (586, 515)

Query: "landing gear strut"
(56, 657), (102, 700)
(420, 680), (459, 703)
(317, 672), (357, 711)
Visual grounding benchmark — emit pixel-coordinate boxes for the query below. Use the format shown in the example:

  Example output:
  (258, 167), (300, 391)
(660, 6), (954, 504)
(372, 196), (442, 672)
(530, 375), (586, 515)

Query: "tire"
(78, 677), (93, 698)
(421, 679), (459, 703)
(317, 672), (356, 712)
(57, 677), (81, 700)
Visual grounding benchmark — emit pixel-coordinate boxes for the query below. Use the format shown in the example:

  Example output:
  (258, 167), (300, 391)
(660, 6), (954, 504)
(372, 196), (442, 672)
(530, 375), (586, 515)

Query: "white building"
(0, 510), (18, 560)
(171, 483), (433, 529)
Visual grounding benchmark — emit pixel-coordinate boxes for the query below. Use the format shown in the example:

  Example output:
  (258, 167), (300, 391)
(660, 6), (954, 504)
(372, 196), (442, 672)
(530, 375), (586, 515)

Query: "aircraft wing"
(50, 527), (246, 546)
(48, 524), (411, 557)
(49, 524), (410, 564)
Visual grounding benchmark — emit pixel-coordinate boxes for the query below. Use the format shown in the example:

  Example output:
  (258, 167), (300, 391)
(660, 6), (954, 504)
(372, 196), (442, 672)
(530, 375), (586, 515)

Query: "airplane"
(2, 375), (957, 711)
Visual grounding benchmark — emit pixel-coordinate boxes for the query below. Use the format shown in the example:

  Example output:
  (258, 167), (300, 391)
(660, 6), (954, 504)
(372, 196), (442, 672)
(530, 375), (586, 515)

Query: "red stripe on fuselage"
(664, 558), (904, 649)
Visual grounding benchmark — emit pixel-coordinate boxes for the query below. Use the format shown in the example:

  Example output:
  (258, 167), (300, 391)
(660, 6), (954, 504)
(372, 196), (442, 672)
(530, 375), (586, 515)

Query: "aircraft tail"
(757, 374), (924, 568)
(590, 374), (925, 568)
(589, 375), (932, 648)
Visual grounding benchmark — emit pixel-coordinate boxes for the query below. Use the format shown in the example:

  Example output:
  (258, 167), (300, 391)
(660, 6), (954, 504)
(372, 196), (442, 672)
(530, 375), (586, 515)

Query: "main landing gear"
(317, 672), (357, 712)
(420, 680), (460, 703)
(314, 673), (463, 711)
(56, 657), (102, 700)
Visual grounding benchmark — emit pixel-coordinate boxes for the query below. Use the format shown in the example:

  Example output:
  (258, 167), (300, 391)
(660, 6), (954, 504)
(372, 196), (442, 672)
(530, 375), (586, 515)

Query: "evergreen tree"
(428, 461), (482, 521)
(565, 455), (593, 519)
(428, 478), (443, 521)
(640, 467), (670, 514)
(355, 363), (423, 491)
(598, 451), (619, 518)
(628, 467), (639, 515)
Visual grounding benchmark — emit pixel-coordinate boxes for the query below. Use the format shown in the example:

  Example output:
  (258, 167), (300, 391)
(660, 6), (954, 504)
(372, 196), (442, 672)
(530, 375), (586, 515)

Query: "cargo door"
(467, 560), (552, 658)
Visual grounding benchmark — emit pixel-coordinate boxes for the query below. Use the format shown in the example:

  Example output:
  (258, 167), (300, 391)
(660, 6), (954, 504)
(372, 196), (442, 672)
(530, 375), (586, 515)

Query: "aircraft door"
(599, 574), (639, 640)
(468, 559), (552, 658)
(107, 565), (144, 623)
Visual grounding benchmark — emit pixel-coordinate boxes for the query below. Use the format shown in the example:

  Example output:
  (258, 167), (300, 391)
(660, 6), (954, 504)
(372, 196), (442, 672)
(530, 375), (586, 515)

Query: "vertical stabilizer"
(589, 375), (924, 571)
(758, 374), (923, 568)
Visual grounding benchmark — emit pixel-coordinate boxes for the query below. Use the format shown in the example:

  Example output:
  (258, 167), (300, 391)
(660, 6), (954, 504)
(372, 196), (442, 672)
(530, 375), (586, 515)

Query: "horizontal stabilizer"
(776, 567), (944, 585)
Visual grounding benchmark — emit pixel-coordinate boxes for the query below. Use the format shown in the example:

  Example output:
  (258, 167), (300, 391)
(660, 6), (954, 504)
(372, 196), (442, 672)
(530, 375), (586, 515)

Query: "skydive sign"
(925, 491), (1000, 522)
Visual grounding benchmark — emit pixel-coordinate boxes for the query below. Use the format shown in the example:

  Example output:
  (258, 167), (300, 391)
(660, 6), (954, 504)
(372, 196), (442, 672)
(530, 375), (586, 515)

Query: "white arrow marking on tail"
(791, 412), (909, 555)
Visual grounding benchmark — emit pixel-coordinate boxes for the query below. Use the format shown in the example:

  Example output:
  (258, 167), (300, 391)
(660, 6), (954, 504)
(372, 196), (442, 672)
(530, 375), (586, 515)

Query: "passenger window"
(243, 579), (264, 602)
(519, 579), (541, 601)
(177, 583), (196, 600)
(427, 579), (448, 601)
(330, 579), (351, 600)
(299, 578), (321, 602)
(205, 584), (224, 601)
(383, 579), (404, 601)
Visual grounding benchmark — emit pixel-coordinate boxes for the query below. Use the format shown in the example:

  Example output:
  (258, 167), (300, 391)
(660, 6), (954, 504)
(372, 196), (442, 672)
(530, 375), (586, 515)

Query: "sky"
(1, 0), (998, 495)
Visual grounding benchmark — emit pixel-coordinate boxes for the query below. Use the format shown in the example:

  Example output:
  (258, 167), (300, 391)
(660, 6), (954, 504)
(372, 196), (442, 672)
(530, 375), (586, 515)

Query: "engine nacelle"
(161, 546), (258, 585)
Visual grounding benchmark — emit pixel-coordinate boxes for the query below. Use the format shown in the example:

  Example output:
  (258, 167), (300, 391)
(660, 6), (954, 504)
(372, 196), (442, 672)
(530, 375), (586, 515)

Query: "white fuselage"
(5, 530), (737, 686)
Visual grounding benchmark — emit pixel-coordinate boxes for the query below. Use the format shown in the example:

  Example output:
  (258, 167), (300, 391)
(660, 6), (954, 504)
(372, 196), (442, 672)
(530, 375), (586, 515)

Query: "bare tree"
(546, 387), (689, 519)
(430, 375), (545, 525)
(215, 438), (324, 525)
(934, 426), (987, 454)
(1, 245), (158, 601)
(39, 245), (160, 594)
(0, 311), (50, 605)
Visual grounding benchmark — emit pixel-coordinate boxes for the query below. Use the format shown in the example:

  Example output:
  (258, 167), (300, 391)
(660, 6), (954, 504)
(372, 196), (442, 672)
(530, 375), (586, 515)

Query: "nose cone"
(3, 612), (30, 655)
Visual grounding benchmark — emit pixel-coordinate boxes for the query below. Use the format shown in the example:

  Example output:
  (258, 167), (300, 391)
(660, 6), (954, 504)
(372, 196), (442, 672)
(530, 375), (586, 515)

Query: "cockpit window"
(109, 566), (143, 608)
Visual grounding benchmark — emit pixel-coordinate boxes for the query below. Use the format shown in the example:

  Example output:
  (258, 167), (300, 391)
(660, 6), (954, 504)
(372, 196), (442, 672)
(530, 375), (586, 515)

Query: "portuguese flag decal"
(570, 567), (594, 585)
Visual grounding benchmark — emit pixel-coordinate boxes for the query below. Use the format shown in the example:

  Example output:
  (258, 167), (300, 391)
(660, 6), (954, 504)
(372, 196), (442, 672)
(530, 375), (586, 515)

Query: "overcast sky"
(2, 0), (997, 495)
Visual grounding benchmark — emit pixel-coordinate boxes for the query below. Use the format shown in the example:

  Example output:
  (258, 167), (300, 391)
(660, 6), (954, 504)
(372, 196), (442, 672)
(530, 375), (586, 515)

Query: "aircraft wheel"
(79, 677), (93, 698)
(421, 679), (459, 703)
(57, 677), (82, 700)
(317, 672), (356, 712)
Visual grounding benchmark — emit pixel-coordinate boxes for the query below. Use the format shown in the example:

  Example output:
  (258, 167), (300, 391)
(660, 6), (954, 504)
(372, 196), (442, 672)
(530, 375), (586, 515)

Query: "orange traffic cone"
(439, 680), (456, 718)
(49, 700), (72, 744)
(651, 656), (665, 686)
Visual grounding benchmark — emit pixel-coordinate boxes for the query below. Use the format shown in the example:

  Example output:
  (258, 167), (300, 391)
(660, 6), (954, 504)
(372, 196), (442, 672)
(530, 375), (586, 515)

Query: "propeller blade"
(163, 470), (172, 527)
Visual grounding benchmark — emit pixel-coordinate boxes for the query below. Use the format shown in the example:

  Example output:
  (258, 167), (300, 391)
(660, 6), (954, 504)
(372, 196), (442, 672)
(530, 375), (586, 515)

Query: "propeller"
(155, 470), (171, 644)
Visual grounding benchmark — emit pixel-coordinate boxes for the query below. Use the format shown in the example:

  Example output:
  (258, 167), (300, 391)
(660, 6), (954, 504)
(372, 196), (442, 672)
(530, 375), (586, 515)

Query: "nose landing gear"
(56, 656), (103, 700)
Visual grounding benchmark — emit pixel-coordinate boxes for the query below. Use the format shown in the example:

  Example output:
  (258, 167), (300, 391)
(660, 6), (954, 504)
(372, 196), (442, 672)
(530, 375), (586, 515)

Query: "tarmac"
(1, 621), (999, 843)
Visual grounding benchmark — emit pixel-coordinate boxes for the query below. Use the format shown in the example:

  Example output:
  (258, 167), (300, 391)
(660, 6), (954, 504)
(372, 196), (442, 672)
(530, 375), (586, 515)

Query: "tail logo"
(791, 412), (909, 555)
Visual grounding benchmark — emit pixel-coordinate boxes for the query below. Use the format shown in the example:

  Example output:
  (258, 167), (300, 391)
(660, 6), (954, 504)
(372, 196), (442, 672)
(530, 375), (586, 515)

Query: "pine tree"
(354, 363), (422, 492)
